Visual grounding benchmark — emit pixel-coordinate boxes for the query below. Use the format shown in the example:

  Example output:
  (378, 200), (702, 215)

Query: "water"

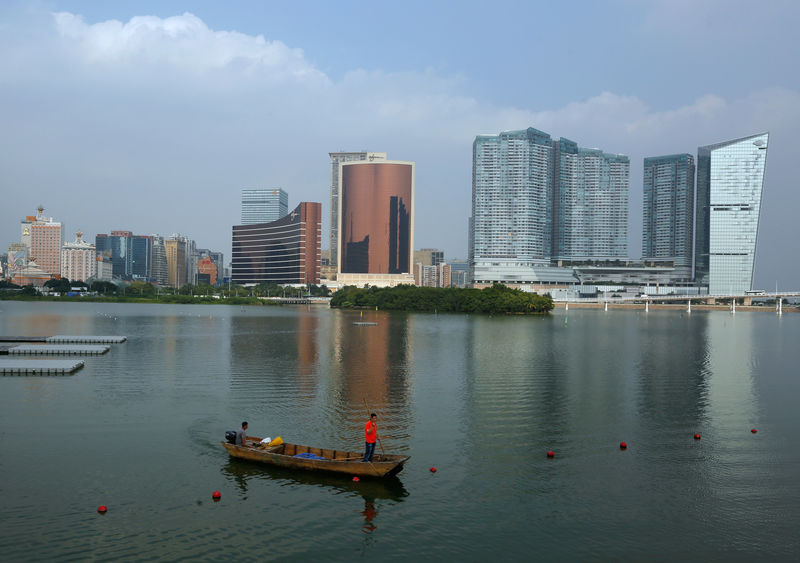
(0, 301), (798, 561)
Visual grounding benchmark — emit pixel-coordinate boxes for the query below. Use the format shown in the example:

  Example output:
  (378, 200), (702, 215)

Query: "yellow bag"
(269, 436), (283, 446)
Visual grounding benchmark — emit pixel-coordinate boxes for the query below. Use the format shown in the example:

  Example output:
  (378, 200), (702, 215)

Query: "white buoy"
(604, 301), (608, 312)
(687, 299), (691, 313)
(645, 300), (649, 313)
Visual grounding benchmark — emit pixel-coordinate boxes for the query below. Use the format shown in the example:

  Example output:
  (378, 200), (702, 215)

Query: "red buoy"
(620, 442), (627, 449)
(546, 451), (555, 458)
(751, 429), (758, 434)
(352, 476), (360, 482)
(97, 505), (107, 513)
(430, 467), (437, 473)
(694, 433), (701, 440)
(212, 491), (221, 500)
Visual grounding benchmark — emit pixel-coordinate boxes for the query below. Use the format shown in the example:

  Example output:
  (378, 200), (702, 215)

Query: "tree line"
(330, 284), (553, 314)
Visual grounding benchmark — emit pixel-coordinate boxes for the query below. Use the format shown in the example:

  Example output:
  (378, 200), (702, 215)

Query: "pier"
(4, 344), (110, 355)
(0, 359), (85, 375)
(0, 335), (127, 343)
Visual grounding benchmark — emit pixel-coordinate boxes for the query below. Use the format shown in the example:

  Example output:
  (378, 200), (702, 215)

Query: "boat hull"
(221, 438), (409, 478)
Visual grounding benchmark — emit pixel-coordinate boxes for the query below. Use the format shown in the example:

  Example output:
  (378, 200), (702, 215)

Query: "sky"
(1, 0), (799, 288)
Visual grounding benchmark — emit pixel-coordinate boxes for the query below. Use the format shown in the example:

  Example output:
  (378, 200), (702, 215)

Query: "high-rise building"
(338, 160), (415, 287)
(695, 133), (769, 294)
(232, 202), (322, 285)
(95, 231), (133, 279)
(61, 231), (96, 282)
(165, 237), (187, 288)
(197, 248), (224, 285)
(329, 151), (387, 268)
(470, 128), (627, 285)
(132, 235), (153, 280)
(414, 248), (444, 267)
(641, 154), (695, 278)
(150, 235), (169, 286)
(21, 206), (63, 276)
(241, 188), (288, 225)
(552, 144), (629, 261)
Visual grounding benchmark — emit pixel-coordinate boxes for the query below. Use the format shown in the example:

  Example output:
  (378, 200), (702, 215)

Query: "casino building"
(232, 202), (322, 285)
(338, 160), (415, 287)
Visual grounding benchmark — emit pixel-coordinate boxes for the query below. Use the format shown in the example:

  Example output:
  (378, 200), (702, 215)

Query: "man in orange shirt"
(363, 413), (378, 462)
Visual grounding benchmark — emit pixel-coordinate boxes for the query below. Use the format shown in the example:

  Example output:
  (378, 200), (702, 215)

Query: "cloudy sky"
(2, 0), (799, 287)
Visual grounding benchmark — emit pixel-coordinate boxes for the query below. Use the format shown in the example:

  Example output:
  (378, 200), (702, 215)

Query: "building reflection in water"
(326, 309), (412, 451)
(635, 313), (711, 429)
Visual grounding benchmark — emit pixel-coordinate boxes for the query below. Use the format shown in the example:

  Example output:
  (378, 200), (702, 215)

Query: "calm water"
(0, 301), (798, 561)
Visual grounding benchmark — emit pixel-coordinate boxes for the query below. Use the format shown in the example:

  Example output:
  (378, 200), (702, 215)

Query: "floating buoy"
(694, 433), (701, 440)
(619, 442), (627, 450)
(212, 491), (221, 500)
(546, 451), (555, 458)
(430, 467), (437, 473)
(751, 429), (758, 434)
(352, 476), (360, 482)
(97, 505), (107, 513)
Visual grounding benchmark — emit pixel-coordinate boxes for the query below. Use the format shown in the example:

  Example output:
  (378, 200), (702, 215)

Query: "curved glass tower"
(694, 133), (769, 294)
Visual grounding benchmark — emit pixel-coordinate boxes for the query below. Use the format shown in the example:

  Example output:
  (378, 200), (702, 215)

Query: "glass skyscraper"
(241, 188), (288, 225)
(641, 154), (695, 277)
(329, 151), (386, 268)
(470, 127), (629, 284)
(694, 133), (769, 294)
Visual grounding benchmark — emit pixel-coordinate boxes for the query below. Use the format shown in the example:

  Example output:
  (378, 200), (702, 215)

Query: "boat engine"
(225, 430), (237, 444)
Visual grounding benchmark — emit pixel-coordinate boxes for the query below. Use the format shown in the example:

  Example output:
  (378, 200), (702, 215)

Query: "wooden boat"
(221, 436), (410, 478)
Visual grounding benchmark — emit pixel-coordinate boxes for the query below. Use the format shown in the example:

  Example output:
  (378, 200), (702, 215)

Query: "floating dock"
(0, 335), (127, 343)
(6, 344), (110, 355)
(0, 359), (85, 375)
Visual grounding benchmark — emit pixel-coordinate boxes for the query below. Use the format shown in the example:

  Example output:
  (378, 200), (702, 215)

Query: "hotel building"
(232, 202), (322, 285)
(338, 160), (415, 287)
(61, 231), (96, 282)
(329, 151), (387, 268)
(695, 133), (769, 294)
(21, 206), (63, 276)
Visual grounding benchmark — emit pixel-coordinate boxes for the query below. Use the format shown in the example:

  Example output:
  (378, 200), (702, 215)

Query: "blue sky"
(2, 0), (799, 287)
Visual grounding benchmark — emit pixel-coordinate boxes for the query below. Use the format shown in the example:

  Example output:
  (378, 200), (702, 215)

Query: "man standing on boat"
(236, 421), (248, 446)
(363, 413), (378, 462)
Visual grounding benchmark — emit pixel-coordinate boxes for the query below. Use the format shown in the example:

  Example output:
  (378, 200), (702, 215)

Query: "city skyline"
(2, 2), (799, 288)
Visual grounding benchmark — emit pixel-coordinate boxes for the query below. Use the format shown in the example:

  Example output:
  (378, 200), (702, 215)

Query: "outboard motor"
(225, 430), (237, 444)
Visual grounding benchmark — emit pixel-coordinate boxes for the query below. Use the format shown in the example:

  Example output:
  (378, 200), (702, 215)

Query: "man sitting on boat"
(235, 421), (248, 446)
(363, 413), (378, 462)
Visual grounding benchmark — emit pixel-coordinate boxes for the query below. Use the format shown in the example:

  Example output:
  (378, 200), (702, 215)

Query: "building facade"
(132, 235), (152, 280)
(695, 133), (769, 294)
(95, 231), (133, 280)
(470, 127), (628, 285)
(553, 144), (629, 261)
(338, 160), (414, 286)
(61, 231), (96, 282)
(165, 237), (187, 288)
(641, 154), (695, 279)
(150, 235), (169, 286)
(329, 151), (387, 268)
(232, 202), (321, 285)
(241, 188), (288, 225)
(414, 248), (444, 267)
(22, 207), (63, 276)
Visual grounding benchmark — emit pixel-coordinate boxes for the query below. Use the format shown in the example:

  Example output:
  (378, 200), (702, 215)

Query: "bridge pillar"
(707, 298), (716, 305)
(743, 297), (752, 306)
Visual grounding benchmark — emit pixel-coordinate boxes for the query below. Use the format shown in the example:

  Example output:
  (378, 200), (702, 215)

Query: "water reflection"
(220, 456), (409, 503)
(326, 310), (412, 450)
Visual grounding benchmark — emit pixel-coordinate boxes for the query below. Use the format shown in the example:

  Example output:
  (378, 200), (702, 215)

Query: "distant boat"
(353, 321), (378, 326)
(221, 437), (409, 478)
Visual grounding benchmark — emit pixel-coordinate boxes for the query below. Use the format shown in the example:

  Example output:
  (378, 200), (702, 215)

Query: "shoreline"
(553, 302), (798, 312)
